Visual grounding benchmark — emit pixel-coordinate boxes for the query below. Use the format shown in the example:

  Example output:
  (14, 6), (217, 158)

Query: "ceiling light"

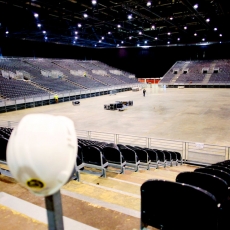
(214, 28), (218, 31)
(117, 24), (121, 28)
(73, 41), (76, 44)
(5, 31), (9, 34)
(145, 41), (147, 44)
(137, 44), (140, 46)
(147, 1), (151, 7)
(194, 33), (197, 36)
(202, 38), (205, 41)
(139, 31), (142, 35)
(219, 34), (222, 37)
(92, 0), (97, 5)
(151, 25), (155, 30)
(129, 36), (132, 39)
(184, 26), (187, 30)
(78, 23), (82, 28)
(117, 44), (119, 47)
(43, 31), (46, 34)
(75, 36), (78, 39)
(177, 38), (180, 41)
(108, 31), (111, 34)
(170, 17), (173, 20)
(34, 13), (39, 18)
(121, 41), (124, 44)
(83, 14), (88, 18)
(37, 24), (41, 28)
(167, 41), (170, 44)
(194, 4), (198, 9)
(128, 15), (132, 20)
(168, 32), (171, 35)
(45, 36), (48, 40)
(155, 37), (158, 40)
(206, 18), (210, 22)
(99, 40), (101, 43)
(95, 44), (97, 47)
(102, 37), (104, 40)
(75, 31), (78, 34)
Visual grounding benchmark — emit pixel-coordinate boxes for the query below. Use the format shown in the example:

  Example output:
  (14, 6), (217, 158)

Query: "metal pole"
(45, 190), (64, 230)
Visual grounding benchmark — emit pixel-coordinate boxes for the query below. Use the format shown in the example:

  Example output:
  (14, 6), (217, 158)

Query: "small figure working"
(143, 89), (146, 97)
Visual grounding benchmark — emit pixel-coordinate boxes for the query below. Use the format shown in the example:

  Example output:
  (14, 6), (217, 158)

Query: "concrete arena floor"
(1, 85), (230, 146)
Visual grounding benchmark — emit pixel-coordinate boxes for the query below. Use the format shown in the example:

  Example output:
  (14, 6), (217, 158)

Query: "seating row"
(141, 160), (230, 230)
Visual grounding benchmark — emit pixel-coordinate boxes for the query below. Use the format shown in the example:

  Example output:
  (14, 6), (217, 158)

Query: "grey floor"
(1, 85), (230, 147)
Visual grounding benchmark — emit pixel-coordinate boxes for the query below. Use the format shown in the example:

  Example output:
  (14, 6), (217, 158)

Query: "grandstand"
(1, 0), (230, 229)
(159, 60), (230, 88)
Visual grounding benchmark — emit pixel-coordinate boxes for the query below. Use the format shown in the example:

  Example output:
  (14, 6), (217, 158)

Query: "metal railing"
(1, 121), (229, 164)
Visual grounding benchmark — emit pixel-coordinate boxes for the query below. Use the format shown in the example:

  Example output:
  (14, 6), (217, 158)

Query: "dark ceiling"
(0, 0), (229, 48)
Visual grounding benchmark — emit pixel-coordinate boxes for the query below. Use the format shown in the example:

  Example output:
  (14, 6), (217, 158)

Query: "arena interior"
(0, 1), (230, 230)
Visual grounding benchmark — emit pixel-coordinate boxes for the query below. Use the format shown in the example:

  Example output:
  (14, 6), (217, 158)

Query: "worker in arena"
(54, 94), (59, 103)
(83, 72), (87, 77)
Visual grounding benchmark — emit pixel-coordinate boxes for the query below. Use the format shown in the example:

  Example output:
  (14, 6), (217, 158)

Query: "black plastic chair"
(0, 137), (8, 161)
(103, 143), (126, 174)
(176, 171), (228, 204)
(153, 149), (166, 167)
(141, 180), (218, 230)
(117, 144), (139, 172)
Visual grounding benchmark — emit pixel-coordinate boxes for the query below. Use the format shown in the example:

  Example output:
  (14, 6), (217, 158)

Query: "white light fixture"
(139, 31), (142, 35)
(95, 44), (97, 46)
(206, 18), (210, 22)
(151, 25), (155, 30)
(219, 34), (222, 37)
(37, 24), (41, 28)
(121, 41), (124, 44)
(34, 13), (39, 18)
(75, 31), (78, 34)
(99, 40), (101, 43)
(73, 41), (76, 44)
(147, 1), (151, 7)
(129, 36), (132, 39)
(155, 37), (158, 40)
(117, 44), (119, 47)
(45, 36), (48, 40)
(5, 31), (9, 34)
(214, 28), (218, 31)
(108, 31), (111, 34)
(194, 4), (198, 9)
(202, 38), (205, 41)
(117, 24), (121, 28)
(102, 36), (104, 40)
(177, 38), (180, 41)
(92, 0), (97, 5)
(168, 32), (171, 35)
(137, 44), (140, 46)
(75, 36), (78, 39)
(78, 23), (82, 28)
(43, 31), (46, 34)
(184, 26), (187, 30)
(194, 33), (197, 36)
(167, 41), (170, 44)
(170, 17), (173, 20)
(128, 15), (132, 20)
(83, 14), (88, 18)
(145, 41), (147, 44)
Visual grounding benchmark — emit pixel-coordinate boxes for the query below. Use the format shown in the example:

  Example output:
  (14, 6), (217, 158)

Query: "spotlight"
(128, 15), (132, 20)
(75, 31), (78, 34)
(219, 34), (222, 37)
(184, 26), (187, 30)
(145, 41), (147, 44)
(177, 38), (180, 41)
(214, 28), (218, 31)
(139, 31), (142, 35)
(194, 33), (197, 36)
(137, 44), (140, 46)
(194, 4), (198, 9)
(83, 14), (88, 18)
(78, 24), (82, 28)
(147, 1), (151, 7)
(170, 17), (173, 20)
(37, 24), (41, 28)
(151, 25), (155, 30)
(75, 36), (78, 39)
(155, 37), (158, 40)
(99, 40), (101, 43)
(167, 41), (170, 44)
(92, 0), (97, 5)
(34, 13), (39, 18)
(73, 41), (76, 44)
(5, 31), (9, 34)
(121, 41), (124, 44)
(117, 24), (121, 28)
(168, 32), (171, 35)
(108, 31), (111, 34)
(45, 36), (48, 40)
(129, 36), (132, 39)
(117, 44), (119, 47)
(202, 38), (205, 41)
(101, 37), (104, 40)
(43, 31), (46, 34)
(206, 18), (210, 22)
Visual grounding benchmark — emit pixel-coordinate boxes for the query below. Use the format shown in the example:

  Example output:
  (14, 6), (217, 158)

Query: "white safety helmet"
(7, 114), (77, 197)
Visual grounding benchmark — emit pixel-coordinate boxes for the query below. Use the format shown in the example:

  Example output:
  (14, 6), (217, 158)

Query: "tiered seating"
(90, 72), (122, 86)
(0, 76), (47, 99)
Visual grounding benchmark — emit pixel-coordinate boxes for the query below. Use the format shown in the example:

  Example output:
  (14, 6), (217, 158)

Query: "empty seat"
(141, 180), (218, 230)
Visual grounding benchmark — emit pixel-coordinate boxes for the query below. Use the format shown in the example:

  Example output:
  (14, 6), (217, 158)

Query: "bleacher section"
(159, 59), (230, 87)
